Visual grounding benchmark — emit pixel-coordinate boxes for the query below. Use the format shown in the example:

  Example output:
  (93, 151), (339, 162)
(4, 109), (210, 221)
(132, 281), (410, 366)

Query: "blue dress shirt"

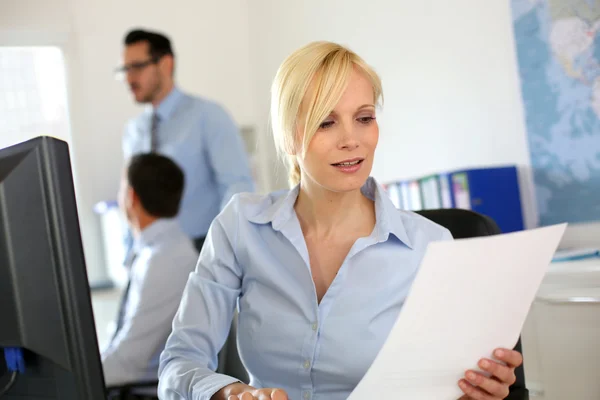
(158, 178), (452, 400)
(123, 87), (255, 238)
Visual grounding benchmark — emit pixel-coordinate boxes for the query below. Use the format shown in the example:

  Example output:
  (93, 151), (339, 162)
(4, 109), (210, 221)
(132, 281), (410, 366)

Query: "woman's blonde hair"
(270, 41), (383, 187)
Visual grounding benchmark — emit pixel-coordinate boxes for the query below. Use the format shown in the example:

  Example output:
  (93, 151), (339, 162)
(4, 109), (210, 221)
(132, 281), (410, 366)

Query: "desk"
(522, 258), (600, 400)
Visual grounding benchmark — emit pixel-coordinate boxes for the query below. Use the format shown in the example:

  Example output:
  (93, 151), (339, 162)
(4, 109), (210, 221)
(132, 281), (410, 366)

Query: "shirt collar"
(247, 177), (413, 248)
(151, 86), (184, 122)
(133, 218), (181, 251)
(362, 177), (413, 248)
(245, 185), (299, 230)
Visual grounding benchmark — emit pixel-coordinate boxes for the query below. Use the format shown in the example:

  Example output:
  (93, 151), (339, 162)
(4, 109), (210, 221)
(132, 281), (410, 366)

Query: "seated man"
(102, 153), (198, 390)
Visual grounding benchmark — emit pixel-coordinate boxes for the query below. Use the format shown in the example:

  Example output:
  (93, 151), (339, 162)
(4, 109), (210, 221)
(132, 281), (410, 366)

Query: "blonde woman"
(158, 41), (523, 400)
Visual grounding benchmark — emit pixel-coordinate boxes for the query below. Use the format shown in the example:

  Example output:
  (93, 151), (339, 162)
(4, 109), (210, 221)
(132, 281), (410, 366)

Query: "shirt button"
(311, 322), (318, 331)
(303, 360), (311, 369)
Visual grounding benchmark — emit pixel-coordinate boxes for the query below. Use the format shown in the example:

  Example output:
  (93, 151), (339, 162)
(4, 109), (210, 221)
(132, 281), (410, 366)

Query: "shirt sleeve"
(123, 119), (135, 159)
(202, 103), (255, 209)
(101, 248), (196, 386)
(158, 210), (243, 400)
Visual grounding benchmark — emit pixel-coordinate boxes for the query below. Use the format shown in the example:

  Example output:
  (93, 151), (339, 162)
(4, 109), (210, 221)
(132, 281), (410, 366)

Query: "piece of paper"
(348, 223), (567, 400)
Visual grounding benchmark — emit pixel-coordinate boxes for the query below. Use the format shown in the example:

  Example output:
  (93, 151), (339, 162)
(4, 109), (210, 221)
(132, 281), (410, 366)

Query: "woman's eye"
(357, 116), (375, 124)
(319, 120), (335, 129)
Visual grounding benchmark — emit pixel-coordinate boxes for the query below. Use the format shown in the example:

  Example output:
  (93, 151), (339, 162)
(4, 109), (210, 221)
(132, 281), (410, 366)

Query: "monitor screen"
(0, 136), (106, 399)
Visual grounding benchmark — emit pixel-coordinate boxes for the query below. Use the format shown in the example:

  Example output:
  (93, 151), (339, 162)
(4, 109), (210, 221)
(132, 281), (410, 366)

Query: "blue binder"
(450, 166), (524, 233)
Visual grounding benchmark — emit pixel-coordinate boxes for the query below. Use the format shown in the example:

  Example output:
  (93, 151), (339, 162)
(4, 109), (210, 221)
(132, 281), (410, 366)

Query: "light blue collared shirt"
(123, 87), (255, 238)
(158, 178), (452, 400)
(102, 219), (198, 386)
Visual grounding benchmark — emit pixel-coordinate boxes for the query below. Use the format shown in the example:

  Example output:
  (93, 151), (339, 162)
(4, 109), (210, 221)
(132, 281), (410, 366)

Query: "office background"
(1, 1), (599, 398)
(0, 0), (562, 283)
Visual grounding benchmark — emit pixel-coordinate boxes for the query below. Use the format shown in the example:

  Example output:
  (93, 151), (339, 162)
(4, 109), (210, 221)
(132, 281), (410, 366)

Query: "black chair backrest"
(416, 208), (501, 238)
(416, 209), (528, 399)
(106, 381), (159, 400)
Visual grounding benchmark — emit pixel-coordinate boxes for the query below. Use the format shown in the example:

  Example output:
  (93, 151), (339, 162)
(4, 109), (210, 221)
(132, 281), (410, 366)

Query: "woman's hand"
(227, 389), (288, 400)
(458, 348), (523, 400)
(213, 383), (288, 400)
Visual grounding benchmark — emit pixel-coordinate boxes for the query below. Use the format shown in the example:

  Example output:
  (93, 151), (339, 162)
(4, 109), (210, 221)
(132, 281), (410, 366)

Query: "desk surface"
(539, 258), (600, 292)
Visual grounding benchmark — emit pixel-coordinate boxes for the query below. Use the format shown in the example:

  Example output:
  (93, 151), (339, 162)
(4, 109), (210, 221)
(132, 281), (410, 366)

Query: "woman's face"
(296, 68), (379, 193)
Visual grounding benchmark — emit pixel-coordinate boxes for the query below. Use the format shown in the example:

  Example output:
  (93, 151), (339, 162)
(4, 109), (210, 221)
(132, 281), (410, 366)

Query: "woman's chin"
(321, 175), (370, 193)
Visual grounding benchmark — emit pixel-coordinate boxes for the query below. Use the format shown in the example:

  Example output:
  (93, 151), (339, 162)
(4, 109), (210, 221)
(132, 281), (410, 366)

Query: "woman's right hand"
(227, 388), (288, 400)
(213, 383), (289, 400)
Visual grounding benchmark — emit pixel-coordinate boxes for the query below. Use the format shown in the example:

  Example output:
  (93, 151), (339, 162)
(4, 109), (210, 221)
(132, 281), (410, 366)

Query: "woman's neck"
(294, 181), (375, 239)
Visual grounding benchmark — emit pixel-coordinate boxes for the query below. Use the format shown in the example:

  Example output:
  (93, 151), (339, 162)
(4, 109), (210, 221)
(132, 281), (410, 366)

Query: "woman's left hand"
(458, 348), (523, 400)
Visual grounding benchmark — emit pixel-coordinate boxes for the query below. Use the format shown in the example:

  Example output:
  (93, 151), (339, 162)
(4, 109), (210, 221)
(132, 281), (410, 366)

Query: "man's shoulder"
(143, 233), (198, 271)
(184, 91), (217, 107)
(182, 92), (233, 119)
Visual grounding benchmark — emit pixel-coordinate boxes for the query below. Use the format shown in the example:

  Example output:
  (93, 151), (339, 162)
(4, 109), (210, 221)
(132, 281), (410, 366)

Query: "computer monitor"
(0, 136), (106, 399)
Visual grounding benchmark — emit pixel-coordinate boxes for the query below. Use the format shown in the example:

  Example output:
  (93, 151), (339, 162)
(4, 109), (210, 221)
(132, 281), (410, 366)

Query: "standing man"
(118, 28), (254, 252)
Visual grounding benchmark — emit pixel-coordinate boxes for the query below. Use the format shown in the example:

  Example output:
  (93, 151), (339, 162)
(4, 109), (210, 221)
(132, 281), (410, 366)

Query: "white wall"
(0, 0), (109, 278)
(0, 0), (72, 34)
(247, 0), (600, 244)
(247, 0), (536, 223)
(2, 0), (598, 282)
(1, 0), (255, 282)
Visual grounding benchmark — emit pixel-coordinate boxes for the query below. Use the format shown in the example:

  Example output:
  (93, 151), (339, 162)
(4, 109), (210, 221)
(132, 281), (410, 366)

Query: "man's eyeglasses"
(114, 57), (159, 79)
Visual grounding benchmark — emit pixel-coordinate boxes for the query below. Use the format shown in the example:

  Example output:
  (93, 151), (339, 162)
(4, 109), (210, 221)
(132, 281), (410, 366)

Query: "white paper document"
(348, 223), (567, 400)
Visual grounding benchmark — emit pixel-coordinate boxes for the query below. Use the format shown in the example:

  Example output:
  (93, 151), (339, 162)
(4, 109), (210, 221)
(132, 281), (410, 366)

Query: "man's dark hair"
(124, 29), (174, 60)
(127, 153), (184, 218)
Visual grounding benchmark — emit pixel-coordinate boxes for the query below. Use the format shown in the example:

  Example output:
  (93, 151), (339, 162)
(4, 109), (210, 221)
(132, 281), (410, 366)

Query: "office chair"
(106, 381), (159, 400)
(220, 208), (528, 399)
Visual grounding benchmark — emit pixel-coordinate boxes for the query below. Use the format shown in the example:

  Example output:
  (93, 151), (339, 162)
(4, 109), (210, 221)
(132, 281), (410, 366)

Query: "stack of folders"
(383, 166), (525, 234)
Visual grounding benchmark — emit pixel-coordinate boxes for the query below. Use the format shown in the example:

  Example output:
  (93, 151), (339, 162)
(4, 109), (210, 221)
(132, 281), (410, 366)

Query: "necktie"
(112, 252), (137, 340)
(150, 112), (160, 152)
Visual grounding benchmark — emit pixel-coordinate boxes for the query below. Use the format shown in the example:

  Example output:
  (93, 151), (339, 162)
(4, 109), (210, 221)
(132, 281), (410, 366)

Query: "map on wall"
(511, 0), (600, 225)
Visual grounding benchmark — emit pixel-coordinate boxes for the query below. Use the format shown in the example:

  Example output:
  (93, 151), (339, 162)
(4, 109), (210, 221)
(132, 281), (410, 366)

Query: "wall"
(247, 0), (600, 244)
(0, 0), (106, 277)
(1, 0), (255, 282)
(0, 0), (72, 35)
(250, 0), (528, 182)
(2, 0), (598, 281)
(248, 1), (528, 182)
